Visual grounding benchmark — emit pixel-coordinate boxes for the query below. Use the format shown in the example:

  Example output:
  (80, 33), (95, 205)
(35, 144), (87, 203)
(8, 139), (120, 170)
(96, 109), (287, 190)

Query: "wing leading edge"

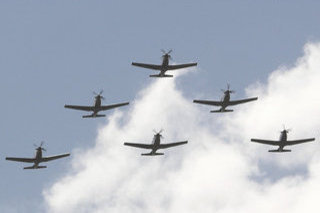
(132, 62), (162, 70)
(42, 153), (70, 162)
(228, 97), (258, 106)
(99, 102), (129, 111)
(64, 105), (94, 111)
(286, 138), (315, 146)
(193, 100), (223, 106)
(124, 143), (153, 149)
(250, 139), (279, 146)
(167, 63), (197, 70)
(158, 141), (188, 149)
(64, 102), (129, 112)
(5, 157), (35, 163)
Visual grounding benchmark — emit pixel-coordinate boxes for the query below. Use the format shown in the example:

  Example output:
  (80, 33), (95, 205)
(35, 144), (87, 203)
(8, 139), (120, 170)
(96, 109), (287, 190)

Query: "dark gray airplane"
(251, 127), (315, 152)
(193, 84), (258, 113)
(124, 130), (188, 156)
(5, 142), (70, 169)
(64, 90), (129, 118)
(132, 50), (197, 77)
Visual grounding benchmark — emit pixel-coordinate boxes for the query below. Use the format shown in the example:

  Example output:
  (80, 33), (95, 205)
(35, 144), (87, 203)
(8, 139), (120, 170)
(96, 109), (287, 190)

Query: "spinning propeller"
(93, 90), (105, 100)
(221, 84), (235, 94)
(153, 129), (164, 138)
(161, 49), (172, 60)
(34, 141), (46, 151)
(282, 125), (292, 133)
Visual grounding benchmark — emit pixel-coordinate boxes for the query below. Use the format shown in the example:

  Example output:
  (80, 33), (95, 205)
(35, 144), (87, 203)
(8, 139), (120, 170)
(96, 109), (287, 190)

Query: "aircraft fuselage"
(150, 134), (161, 154)
(92, 95), (103, 115)
(161, 54), (170, 70)
(276, 131), (288, 151)
(220, 91), (231, 110)
(32, 148), (44, 168)
(94, 96), (102, 108)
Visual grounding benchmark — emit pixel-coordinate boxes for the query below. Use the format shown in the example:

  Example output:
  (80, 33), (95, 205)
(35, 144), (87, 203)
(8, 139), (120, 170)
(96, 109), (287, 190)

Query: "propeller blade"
(167, 49), (172, 54)
(99, 90), (104, 95)
(161, 49), (166, 54)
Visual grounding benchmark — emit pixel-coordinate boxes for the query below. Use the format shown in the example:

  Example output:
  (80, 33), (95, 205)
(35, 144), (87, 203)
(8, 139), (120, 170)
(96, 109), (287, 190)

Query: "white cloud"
(45, 42), (320, 213)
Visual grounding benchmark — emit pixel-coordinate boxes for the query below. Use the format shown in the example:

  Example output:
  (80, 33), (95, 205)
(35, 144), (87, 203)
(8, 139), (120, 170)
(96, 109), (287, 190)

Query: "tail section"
(210, 109), (233, 113)
(268, 149), (291, 153)
(82, 114), (106, 118)
(24, 165), (47, 169)
(141, 153), (164, 156)
(149, 74), (173, 78)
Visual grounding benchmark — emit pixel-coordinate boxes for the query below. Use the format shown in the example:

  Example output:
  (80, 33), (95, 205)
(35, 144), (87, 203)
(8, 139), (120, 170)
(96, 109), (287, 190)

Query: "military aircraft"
(193, 84), (258, 113)
(5, 142), (70, 169)
(132, 50), (197, 77)
(124, 130), (188, 156)
(251, 127), (315, 152)
(64, 90), (129, 118)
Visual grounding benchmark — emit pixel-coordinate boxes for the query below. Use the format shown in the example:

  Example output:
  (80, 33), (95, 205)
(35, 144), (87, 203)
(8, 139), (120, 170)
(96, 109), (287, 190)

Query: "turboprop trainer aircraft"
(5, 142), (70, 169)
(64, 90), (129, 118)
(251, 127), (315, 152)
(132, 49), (197, 77)
(124, 130), (188, 156)
(193, 84), (258, 113)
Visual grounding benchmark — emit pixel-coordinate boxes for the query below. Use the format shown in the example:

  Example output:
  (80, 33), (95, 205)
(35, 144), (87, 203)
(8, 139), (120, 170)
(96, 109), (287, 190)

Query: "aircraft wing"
(42, 153), (70, 162)
(124, 142), (153, 149)
(99, 102), (129, 111)
(159, 141), (188, 149)
(167, 63), (197, 70)
(6, 157), (35, 163)
(286, 138), (315, 146)
(64, 105), (95, 111)
(193, 100), (222, 106)
(132, 62), (162, 70)
(228, 97), (258, 106)
(251, 139), (279, 146)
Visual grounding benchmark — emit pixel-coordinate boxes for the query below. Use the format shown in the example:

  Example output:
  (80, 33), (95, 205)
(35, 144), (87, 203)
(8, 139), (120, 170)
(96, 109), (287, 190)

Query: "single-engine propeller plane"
(193, 84), (258, 113)
(251, 126), (315, 152)
(124, 130), (188, 156)
(5, 142), (70, 169)
(64, 90), (129, 118)
(132, 50), (197, 77)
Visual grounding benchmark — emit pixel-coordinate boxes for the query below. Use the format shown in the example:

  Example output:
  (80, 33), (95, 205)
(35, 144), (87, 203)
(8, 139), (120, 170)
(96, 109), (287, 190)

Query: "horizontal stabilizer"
(149, 74), (173, 78)
(141, 153), (164, 156)
(268, 149), (291, 153)
(24, 165), (47, 169)
(210, 109), (233, 113)
(82, 114), (106, 118)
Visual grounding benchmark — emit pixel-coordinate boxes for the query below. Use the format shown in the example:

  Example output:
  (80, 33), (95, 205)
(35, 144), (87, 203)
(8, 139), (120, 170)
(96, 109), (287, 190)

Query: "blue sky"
(1, 1), (320, 212)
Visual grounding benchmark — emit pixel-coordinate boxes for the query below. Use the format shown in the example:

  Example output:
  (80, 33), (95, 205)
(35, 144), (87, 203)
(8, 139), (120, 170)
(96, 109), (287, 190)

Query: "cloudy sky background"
(1, 1), (320, 212)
